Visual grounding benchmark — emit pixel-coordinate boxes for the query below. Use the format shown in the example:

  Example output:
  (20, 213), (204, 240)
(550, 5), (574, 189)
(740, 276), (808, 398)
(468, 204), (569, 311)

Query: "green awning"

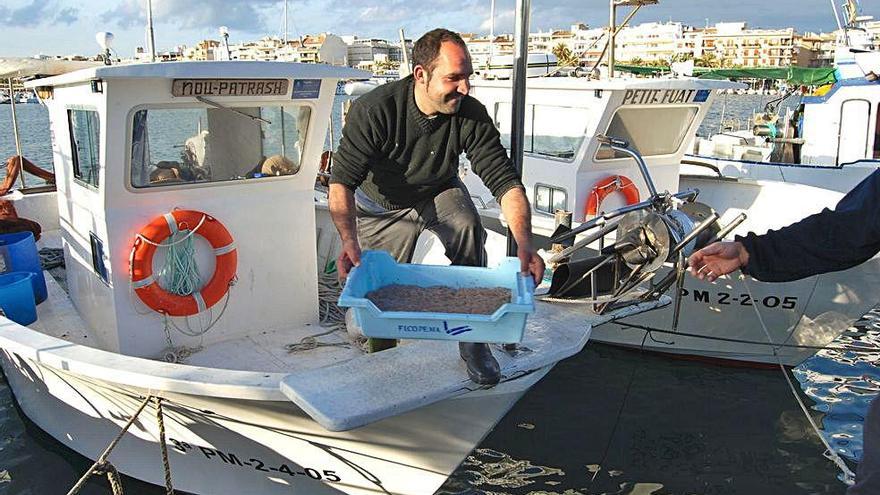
(614, 64), (671, 76)
(614, 64), (837, 86)
(695, 67), (837, 86)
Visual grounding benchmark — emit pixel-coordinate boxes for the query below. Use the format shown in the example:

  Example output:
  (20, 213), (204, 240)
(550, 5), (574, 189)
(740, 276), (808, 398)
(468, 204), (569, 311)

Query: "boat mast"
(608, 0), (616, 78)
(489, 0), (496, 61)
(507, 0), (530, 257)
(398, 28), (411, 77)
(829, 0), (850, 47)
(6, 78), (26, 189)
(146, 0), (156, 62)
(283, 0), (289, 43)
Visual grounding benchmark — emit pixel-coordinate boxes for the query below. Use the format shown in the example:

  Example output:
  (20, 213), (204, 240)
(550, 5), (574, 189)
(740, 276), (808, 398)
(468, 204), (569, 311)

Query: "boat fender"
(130, 210), (237, 317)
(585, 175), (640, 217)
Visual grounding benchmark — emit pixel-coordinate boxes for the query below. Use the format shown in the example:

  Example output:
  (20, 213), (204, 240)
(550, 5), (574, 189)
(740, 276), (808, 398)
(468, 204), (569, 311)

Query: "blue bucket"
(0, 272), (37, 325)
(0, 231), (47, 304)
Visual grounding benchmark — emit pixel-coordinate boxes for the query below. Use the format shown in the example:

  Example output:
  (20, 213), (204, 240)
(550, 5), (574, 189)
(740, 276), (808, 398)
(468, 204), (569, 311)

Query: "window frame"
(125, 101), (315, 193)
(66, 106), (101, 191)
(595, 104), (701, 162)
(533, 182), (569, 216)
(494, 102), (589, 164)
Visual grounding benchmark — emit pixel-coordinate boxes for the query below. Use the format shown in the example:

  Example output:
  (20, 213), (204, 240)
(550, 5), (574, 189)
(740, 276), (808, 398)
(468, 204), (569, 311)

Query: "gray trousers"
(356, 181), (488, 267)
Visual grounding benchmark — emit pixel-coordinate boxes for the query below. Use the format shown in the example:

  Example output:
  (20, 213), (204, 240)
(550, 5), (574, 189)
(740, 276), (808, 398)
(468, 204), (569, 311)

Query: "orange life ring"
(130, 210), (237, 317)
(585, 175), (640, 217)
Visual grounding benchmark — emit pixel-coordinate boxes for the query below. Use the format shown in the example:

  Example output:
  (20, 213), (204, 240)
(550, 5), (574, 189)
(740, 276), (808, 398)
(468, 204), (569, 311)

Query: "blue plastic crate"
(338, 250), (535, 344)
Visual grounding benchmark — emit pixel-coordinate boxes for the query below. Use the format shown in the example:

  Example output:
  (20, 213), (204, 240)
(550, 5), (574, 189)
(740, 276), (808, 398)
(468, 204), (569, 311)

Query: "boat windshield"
(596, 106), (698, 160)
(130, 105), (311, 188)
(494, 103), (590, 161)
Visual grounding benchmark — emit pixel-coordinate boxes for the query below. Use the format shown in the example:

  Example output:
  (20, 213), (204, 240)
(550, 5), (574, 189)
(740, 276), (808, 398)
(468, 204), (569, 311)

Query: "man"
(329, 28), (544, 386)
(688, 170), (880, 494)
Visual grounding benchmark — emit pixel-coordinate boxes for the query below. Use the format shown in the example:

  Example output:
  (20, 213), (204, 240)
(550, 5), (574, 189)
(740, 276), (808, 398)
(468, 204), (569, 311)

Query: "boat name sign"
(172, 79), (290, 97)
(622, 89), (710, 106)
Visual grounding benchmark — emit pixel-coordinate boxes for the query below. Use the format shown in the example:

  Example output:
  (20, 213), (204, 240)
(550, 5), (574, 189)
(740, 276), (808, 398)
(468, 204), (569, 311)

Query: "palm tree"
(552, 43), (579, 67)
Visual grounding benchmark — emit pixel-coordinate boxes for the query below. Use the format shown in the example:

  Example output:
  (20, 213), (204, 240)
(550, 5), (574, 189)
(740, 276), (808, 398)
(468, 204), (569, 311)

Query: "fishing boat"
(685, 1), (880, 193)
(454, 1), (880, 366)
(0, 53), (693, 494)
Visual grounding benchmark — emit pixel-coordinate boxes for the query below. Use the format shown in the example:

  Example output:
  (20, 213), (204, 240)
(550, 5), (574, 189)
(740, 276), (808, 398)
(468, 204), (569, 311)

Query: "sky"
(0, 0), (866, 58)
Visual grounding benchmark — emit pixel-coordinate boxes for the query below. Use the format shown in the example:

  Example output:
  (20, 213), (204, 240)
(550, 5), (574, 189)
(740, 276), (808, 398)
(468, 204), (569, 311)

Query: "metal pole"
(8, 78), (26, 189)
(284, 0), (289, 43)
(608, 0), (616, 78)
(490, 0), (496, 61)
(507, 0), (531, 257)
(399, 28), (411, 77)
(146, 0), (156, 62)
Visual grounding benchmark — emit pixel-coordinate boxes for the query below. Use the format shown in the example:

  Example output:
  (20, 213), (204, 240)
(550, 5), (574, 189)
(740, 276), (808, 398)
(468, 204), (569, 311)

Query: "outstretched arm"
(499, 187), (545, 285)
(329, 183), (361, 280)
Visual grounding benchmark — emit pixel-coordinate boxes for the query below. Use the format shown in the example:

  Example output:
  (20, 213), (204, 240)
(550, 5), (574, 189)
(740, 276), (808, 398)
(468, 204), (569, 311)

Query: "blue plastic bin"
(338, 250), (535, 344)
(0, 232), (47, 304)
(0, 272), (37, 325)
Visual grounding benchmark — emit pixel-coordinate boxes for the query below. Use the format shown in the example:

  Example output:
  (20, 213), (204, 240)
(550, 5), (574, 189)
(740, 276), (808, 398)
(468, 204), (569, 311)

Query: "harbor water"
(0, 94), (877, 494)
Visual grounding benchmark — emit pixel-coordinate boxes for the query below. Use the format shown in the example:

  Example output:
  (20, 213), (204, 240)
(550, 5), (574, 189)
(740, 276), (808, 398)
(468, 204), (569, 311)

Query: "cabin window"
(130, 104), (311, 188)
(596, 106), (698, 160)
(494, 103), (589, 161)
(68, 109), (100, 188)
(534, 184), (567, 215)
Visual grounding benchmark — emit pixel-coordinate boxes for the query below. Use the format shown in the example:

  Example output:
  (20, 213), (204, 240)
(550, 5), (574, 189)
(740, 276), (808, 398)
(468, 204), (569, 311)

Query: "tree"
(552, 43), (579, 67)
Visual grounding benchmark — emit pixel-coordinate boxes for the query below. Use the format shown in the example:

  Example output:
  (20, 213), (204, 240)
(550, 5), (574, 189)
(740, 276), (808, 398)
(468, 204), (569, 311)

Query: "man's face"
(415, 41), (473, 115)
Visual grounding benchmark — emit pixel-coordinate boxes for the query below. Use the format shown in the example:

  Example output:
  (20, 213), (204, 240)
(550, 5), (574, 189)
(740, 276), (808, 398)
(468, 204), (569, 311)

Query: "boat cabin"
(25, 61), (365, 358)
(798, 50), (880, 165)
(464, 77), (738, 233)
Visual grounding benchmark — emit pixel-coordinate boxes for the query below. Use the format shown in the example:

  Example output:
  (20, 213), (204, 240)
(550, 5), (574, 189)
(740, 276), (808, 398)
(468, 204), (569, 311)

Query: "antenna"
(146, 0), (156, 62)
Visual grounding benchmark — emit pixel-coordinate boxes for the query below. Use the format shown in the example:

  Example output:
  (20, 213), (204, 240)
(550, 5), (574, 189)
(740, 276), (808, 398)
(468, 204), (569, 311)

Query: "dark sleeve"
(329, 100), (382, 190)
(737, 170), (880, 282)
(461, 102), (523, 201)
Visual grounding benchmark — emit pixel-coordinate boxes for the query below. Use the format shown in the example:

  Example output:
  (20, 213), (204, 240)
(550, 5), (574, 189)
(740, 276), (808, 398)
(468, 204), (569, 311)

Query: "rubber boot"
(367, 337), (397, 353)
(459, 342), (500, 386)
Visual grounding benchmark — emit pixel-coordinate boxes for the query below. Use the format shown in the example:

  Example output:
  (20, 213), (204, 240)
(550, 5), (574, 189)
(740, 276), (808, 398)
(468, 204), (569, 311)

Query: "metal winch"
(545, 135), (745, 319)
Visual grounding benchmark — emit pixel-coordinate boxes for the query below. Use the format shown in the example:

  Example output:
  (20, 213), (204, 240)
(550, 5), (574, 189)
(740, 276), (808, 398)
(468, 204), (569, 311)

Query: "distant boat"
(16, 91), (38, 104)
(343, 79), (381, 96)
(477, 52), (558, 80)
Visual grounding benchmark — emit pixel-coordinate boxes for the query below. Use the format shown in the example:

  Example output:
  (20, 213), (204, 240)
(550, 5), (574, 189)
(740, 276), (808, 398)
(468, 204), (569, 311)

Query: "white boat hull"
(683, 154), (879, 194)
(1, 348), (547, 494)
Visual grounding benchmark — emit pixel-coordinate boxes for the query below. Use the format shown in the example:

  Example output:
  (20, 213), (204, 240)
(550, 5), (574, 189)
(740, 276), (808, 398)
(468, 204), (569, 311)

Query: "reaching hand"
(336, 239), (362, 282)
(518, 247), (546, 286)
(688, 241), (750, 282)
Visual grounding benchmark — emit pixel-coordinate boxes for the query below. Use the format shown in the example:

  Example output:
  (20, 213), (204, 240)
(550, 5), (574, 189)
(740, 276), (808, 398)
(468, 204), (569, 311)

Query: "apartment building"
(699, 22), (798, 67)
(614, 22), (691, 63)
(183, 34), (347, 65)
(183, 40), (221, 61)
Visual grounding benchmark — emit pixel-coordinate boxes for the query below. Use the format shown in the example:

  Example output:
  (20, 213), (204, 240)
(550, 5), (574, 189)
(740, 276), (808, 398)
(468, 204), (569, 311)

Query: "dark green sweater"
(330, 75), (523, 210)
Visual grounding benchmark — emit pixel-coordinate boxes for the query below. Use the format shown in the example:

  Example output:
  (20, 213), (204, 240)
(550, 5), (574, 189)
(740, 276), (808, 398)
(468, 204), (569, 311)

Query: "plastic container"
(338, 250), (535, 344)
(0, 231), (47, 304)
(0, 272), (37, 325)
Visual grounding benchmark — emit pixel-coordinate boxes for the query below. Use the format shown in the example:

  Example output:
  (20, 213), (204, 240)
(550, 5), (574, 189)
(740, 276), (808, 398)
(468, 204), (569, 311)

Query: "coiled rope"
(286, 270), (367, 353)
(159, 228), (202, 298)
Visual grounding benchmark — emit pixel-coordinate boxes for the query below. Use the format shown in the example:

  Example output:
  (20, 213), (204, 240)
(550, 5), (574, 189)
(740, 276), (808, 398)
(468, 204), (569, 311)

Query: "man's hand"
(336, 239), (362, 281)
(688, 241), (750, 282)
(518, 246), (545, 286)
(329, 183), (361, 282)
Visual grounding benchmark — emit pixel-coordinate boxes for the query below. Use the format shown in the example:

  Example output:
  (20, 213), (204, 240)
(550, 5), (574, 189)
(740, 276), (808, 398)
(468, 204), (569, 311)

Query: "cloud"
(1, 0), (55, 27)
(55, 7), (79, 25)
(101, 0), (281, 33)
